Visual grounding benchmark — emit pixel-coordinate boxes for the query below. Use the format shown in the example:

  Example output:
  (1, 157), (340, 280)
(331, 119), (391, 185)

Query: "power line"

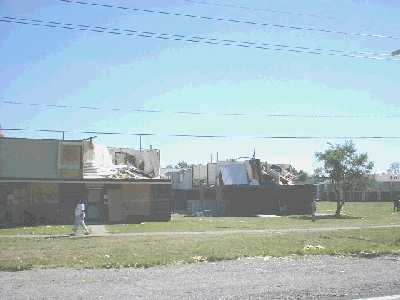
(1, 16), (398, 63)
(57, 0), (400, 41)
(2, 127), (400, 140)
(3, 99), (400, 119)
(182, 0), (336, 20)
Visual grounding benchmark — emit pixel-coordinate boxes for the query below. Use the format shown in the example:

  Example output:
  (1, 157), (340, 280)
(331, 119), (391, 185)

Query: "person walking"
(72, 202), (90, 236)
(394, 194), (400, 213)
(311, 199), (317, 222)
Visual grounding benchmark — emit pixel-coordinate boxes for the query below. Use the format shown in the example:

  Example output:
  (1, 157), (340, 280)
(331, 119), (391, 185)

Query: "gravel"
(1, 255), (400, 299)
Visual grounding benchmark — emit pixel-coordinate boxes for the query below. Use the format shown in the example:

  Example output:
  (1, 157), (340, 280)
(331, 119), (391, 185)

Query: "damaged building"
(163, 159), (314, 216)
(0, 137), (171, 226)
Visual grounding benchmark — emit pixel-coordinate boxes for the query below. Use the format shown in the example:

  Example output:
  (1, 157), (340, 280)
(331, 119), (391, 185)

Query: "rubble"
(104, 165), (155, 180)
(83, 141), (161, 180)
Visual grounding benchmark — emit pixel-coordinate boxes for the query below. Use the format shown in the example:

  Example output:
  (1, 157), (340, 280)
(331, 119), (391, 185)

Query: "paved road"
(1, 224), (400, 239)
(1, 256), (400, 299)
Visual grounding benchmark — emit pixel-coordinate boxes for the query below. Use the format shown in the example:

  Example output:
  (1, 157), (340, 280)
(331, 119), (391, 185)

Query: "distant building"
(375, 173), (400, 191)
(316, 173), (400, 202)
(0, 137), (171, 226)
(160, 168), (193, 190)
(163, 158), (313, 215)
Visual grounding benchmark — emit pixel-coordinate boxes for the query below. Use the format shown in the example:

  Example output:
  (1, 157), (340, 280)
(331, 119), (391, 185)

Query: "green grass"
(1, 202), (398, 236)
(107, 202), (400, 233)
(0, 225), (73, 236)
(1, 227), (400, 271)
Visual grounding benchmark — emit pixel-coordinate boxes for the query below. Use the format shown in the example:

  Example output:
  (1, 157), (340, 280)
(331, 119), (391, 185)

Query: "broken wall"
(192, 164), (207, 186)
(108, 147), (160, 177)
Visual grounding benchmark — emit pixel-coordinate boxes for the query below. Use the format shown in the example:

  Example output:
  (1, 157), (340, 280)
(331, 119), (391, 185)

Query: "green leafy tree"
(313, 168), (329, 184)
(315, 141), (374, 217)
(297, 170), (309, 183)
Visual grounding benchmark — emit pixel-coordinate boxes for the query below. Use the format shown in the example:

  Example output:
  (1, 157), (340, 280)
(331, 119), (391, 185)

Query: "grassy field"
(1, 202), (399, 271)
(0, 202), (398, 236)
(1, 227), (400, 271)
(107, 202), (400, 233)
(0, 225), (73, 236)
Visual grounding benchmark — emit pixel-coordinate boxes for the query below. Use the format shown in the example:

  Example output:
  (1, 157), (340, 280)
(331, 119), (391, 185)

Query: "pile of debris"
(103, 165), (156, 180)
(262, 164), (298, 185)
(83, 141), (160, 180)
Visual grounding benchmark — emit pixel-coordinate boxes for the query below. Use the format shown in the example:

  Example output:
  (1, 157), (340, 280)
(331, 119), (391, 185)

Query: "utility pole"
(139, 135), (142, 151)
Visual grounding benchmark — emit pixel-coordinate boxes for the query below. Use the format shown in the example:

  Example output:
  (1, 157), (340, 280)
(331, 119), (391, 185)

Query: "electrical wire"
(57, 0), (400, 41)
(1, 16), (398, 63)
(182, 0), (336, 20)
(2, 99), (400, 119)
(2, 127), (400, 140)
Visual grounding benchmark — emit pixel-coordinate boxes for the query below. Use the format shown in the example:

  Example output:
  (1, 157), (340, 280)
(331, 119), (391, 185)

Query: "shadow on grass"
(289, 214), (363, 221)
(0, 224), (71, 229)
(0, 265), (33, 272)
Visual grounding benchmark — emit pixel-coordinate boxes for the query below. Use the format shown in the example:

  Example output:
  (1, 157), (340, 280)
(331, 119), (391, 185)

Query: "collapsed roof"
(83, 141), (161, 180)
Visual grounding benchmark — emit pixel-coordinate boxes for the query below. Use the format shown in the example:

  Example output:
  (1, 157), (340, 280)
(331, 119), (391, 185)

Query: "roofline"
(108, 146), (160, 152)
(0, 177), (171, 185)
(0, 137), (160, 151)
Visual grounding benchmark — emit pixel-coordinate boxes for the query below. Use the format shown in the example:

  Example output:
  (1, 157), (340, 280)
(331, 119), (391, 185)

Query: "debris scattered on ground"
(303, 244), (326, 251)
(357, 251), (379, 258)
(192, 256), (208, 263)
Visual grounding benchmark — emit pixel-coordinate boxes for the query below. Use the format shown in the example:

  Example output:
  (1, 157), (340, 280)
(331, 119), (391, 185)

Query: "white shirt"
(74, 204), (85, 218)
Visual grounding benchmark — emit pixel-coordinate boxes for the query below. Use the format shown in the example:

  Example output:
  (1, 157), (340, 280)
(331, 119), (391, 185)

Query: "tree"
(175, 161), (189, 169)
(315, 141), (374, 217)
(392, 49), (400, 56)
(296, 170), (310, 183)
(388, 162), (400, 175)
(313, 167), (329, 184)
(296, 170), (309, 183)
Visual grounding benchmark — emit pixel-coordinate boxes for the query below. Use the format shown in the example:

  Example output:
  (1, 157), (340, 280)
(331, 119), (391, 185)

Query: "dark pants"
(394, 200), (400, 212)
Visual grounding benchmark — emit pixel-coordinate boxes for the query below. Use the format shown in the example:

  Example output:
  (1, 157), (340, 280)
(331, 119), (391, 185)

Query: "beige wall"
(0, 138), (82, 179)
(0, 139), (59, 179)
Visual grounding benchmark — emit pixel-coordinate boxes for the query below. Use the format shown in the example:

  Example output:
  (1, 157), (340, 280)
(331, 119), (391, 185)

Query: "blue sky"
(1, 0), (399, 172)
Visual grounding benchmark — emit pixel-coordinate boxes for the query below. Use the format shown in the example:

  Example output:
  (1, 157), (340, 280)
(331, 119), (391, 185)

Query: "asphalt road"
(1, 255), (400, 299)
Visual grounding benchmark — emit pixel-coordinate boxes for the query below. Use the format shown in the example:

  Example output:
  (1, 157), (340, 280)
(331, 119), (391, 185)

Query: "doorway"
(86, 188), (106, 224)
